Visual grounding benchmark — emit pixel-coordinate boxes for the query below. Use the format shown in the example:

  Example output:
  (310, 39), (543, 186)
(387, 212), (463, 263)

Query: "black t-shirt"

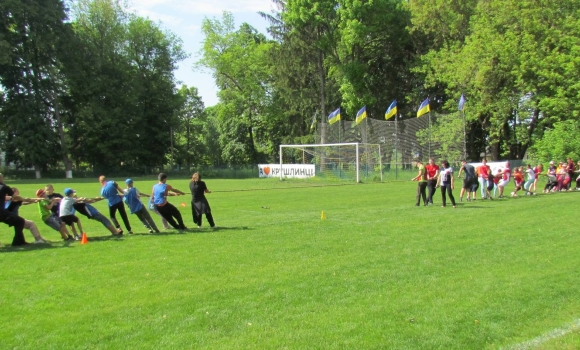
(0, 182), (14, 209)
(48, 193), (64, 216)
(462, 164), (476, 179)
(6, 200), (22, 214)
(189, 181), (207, 202)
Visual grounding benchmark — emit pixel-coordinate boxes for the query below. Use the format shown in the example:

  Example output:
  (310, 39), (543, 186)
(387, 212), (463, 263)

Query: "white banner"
(258, 164), (315, 178)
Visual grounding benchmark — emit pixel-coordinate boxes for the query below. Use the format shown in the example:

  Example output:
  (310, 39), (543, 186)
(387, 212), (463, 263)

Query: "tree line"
(2, 0), (580, 178)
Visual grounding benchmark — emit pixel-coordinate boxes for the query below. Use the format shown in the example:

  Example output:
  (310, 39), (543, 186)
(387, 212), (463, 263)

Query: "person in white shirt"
(439, 160), (456, 208)
(523, 164), (536, 195)
(59, 188), (84, 240)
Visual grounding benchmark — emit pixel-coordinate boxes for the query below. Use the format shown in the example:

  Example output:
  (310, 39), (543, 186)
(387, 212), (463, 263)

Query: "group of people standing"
(0, 172), (216, 247)
(412, 157), (579, 207)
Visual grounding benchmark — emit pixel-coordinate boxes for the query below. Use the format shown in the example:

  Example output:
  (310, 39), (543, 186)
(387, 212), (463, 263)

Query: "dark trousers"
(135, 207), (159, 232)
(416, 182), (427, 206)
(1, 214), (27, 246)
(191, 204), (215, 227)
(109, 201), (131, 231)
(156, 203), (186, 230)
(441, 183), (456, 207)
(427, 180), (438, 204)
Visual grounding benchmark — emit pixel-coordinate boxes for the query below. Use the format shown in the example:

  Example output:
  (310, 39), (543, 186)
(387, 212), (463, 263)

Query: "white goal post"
(279, 142), (383, 183)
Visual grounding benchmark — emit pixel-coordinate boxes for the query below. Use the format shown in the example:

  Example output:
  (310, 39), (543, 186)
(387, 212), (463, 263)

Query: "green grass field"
(1, 178), (580, 349)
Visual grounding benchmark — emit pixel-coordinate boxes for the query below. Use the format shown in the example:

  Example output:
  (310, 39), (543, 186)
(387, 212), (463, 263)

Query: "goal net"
(279, 143), (383, 183)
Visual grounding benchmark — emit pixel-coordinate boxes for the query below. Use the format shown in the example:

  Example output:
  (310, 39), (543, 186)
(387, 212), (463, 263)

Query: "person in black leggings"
(439, 160), (456, 208)
(0, 173), (27, 246)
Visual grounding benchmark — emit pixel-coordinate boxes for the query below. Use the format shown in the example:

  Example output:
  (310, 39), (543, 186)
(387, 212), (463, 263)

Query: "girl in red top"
(531, 163), (542, 192)
(511, 167), (524, 197)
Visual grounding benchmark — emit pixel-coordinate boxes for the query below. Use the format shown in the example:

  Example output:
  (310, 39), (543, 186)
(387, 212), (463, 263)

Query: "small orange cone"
(180, 202), (186, 207)
(80, 232), (88, 244)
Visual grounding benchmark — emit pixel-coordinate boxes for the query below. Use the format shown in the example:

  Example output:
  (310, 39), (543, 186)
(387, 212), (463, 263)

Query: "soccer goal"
(279, 142), (383, 183)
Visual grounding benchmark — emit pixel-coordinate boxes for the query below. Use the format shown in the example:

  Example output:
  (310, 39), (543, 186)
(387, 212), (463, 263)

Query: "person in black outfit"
(0, 173), (28, 246)
(189, 173), (215, 228)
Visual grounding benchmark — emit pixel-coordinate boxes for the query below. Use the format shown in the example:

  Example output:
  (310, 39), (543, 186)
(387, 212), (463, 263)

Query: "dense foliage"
(1, 0), (579, 177)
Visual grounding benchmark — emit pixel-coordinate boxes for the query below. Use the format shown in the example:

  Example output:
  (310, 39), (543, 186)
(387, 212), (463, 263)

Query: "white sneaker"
(34, 238), (48, 244)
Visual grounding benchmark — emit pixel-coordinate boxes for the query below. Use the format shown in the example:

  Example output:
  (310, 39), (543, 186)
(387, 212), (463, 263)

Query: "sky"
(128, 0), (275, 107)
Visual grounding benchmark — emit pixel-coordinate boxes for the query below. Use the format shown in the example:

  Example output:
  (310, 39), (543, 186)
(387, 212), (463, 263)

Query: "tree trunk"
(54, 97), (73, 178)
(34, 164), (42, 179)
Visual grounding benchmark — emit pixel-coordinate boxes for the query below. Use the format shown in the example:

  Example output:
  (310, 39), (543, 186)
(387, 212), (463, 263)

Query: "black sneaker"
(128, 231), (134, 235)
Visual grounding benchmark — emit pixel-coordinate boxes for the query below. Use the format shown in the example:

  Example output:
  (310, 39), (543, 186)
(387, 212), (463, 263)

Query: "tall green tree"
(197, 12), (273, 163)
(174, 85), (206, 169)
(0, 0), (70, 177)
(65, 0), (186, 172)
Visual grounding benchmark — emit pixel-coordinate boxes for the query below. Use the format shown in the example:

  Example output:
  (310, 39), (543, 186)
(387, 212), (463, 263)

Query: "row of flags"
(311, 94), (467, 129)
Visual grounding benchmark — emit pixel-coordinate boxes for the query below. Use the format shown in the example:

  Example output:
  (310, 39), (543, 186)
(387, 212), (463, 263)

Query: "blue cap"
(64, 188), (75, 196)
(125, 178), (133, 184)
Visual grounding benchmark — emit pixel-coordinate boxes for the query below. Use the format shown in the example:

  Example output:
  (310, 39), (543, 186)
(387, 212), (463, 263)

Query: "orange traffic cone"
(180, 202), (186, 207)
(80, 232), (88, 244)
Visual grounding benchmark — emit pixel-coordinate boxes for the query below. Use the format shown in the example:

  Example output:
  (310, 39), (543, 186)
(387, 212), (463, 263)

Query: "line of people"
(1, 172), (216, 247)
(412, 158), (579, 207)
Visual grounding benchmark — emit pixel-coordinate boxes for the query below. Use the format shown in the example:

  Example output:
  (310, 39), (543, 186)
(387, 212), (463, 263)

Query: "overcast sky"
(128, 0), (275, 107)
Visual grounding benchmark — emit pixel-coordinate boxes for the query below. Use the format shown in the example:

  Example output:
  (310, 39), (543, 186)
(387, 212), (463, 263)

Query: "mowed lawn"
(1, 178), (580, 349)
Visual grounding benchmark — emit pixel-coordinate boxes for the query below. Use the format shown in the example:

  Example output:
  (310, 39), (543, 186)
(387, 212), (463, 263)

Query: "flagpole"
(462, 110), (467, 160)
(365, 113), (369, 178)
(428, 111), (432, 159)
(395, 114), (398, 180)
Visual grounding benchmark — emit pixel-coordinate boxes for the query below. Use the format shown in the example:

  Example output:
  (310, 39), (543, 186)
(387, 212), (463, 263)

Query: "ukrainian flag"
(355, 106), (367, 125)
(458, 94), (466, 111)
(328, 108), (341, 125)
(385, 100), (397, 120)
(310, 112), (317, 130)
(417, 98), (430, 117)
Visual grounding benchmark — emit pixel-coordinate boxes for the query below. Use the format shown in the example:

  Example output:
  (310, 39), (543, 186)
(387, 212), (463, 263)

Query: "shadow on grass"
(0, 239), (77, 253)
(144, 226), (253, 236)
(0, 226), (253, 252)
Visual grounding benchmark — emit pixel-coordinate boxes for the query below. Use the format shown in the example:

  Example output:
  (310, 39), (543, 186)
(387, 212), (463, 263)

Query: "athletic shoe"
(415, 203), (420, 206)
(467, 198), (471, 202)
(197, 225), (202, 228)
(34, 238), (48, 244)
(459, 197), (463, 202)
(74, 234), (81, 241)
(149, 229), (154, 234)
(128, 231), (134, 235)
